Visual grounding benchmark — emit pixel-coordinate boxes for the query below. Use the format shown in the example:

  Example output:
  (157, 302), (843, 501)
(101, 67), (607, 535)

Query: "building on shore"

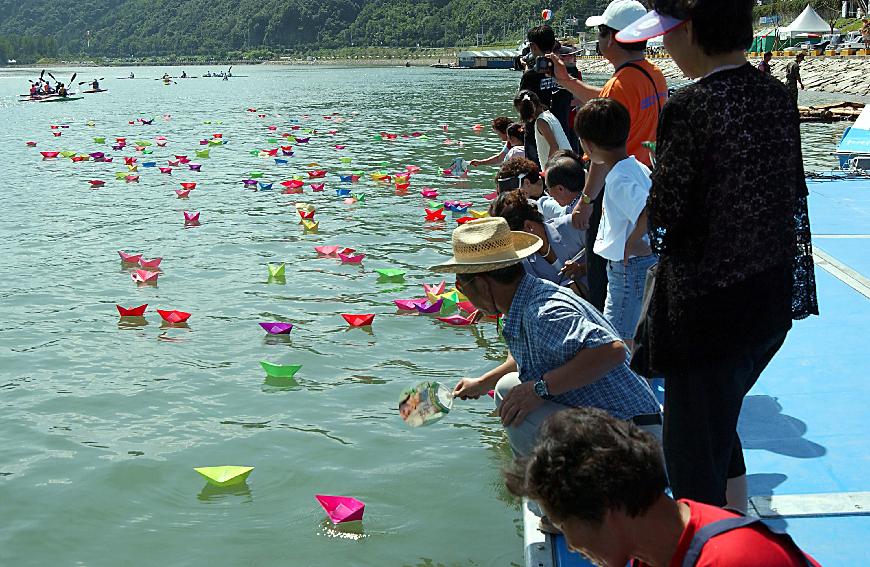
(457, 49), (519, 69)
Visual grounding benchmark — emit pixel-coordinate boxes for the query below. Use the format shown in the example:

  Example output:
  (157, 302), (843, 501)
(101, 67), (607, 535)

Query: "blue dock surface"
(546, 174), (870, 567)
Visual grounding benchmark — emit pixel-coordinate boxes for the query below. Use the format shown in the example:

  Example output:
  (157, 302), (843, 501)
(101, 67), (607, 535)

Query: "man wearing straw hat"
(433, 218), (662, 458)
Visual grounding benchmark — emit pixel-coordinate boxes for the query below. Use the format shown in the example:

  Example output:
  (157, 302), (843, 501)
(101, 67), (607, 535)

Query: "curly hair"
(498, 157), (541, 185)
(489, 190), (544, 230)
(503, 408), (667, 524)
(492, 116), (512, 134)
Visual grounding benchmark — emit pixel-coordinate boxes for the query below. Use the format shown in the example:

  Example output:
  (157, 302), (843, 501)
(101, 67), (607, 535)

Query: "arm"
(453, 353), (517, 399)
(546, 53), (601, 103)
(624, 207), (652, 264)
(571, 161), (608, 229)
(543, 341), (627, 394)
(470, 148), (508, 167)
(536, 118), (560, 163)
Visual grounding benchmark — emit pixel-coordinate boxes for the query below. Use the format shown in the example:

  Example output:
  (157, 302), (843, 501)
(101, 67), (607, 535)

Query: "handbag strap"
(682, 515), (815, 567)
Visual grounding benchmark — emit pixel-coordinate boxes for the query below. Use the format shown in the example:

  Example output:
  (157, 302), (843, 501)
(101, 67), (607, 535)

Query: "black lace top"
(647, 63), (818, 373)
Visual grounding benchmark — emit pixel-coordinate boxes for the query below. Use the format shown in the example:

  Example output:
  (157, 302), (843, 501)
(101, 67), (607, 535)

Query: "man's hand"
(559, 259), (587, 278)
(545, 53), (570, 85)
(453, 377), (490, 400)
(498, 381), (545, 427)
(571, 205), (593, 230)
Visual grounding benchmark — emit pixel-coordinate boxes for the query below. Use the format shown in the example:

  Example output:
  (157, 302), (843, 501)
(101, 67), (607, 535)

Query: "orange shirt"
(600, 59), (668, 167)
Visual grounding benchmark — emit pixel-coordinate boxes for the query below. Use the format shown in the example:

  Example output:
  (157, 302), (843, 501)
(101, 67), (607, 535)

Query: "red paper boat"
(483, 191), (498, 201)
(125, 175), (140, 182)
(124, 157), (137, 165)
(40, 151), (59, 159)
(139, 257), (162, 269)
(281, 145), (293, 152)
(26, 141), (37, 147)
(88, 180), (106, 187)
(267, 125), (278, 131)
(425, 208), (446, 221)
(394, 298), (427, 311)
(315, 494), (365, 524)
(159, 167), (172, 174)
(168, 160), (180, 167)
(116, 304), (148, 317)
(157, 309), (191, 324)
(310, 183), (325, 192)
(50, 125), (59, 130)
(314, 245), (340, 256)
(395, 183), (410, 191)
(308, 170), (327, 178)
(350, 174), (361, 182)
(180, 182), (197, 190)
(71, 156), (86, 162)
(421, 189), (439, 198)
(175, 189), (192, 198)
(298, 210), (316, 220)
(52, 132), (62, 137)
(342, 313), (375, 327)
(212, 133), (223, 139)
(131, 269), (159, 283)
(184, 211), (200, 224)
(283, 187), (303, 195)
(436, 310), (479, 326)
(118, 251), (142, 263)
(456, 216), (474, 225)
(338, 252), (365, 264)
(280, 180), (304, 189)
(174, 154), (187, 160)
(116, 137), (127, 143)
(456, 301), (477, 314)
(264, 148), (279, 156)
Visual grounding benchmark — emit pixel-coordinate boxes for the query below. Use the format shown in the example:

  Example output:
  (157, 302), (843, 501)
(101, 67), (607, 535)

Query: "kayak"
(19, 92), (76, 97)
(35, 96), (83, 103)
(82, 89), (108, 93)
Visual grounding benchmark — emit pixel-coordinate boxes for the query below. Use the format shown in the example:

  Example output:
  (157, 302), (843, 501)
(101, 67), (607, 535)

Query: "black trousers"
(585, 188), (608, 312)
(663, 330), (788, 506)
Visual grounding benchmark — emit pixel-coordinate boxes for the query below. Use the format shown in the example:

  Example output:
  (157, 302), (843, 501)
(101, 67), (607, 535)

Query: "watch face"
(534, 380), (548, 398)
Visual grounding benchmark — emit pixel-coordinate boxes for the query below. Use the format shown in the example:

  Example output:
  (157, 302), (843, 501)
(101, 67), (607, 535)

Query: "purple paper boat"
(89, 152), (105, 159)
(189, 163), (202, 171)
(394, 298), (427, 311)
(315, 494), (365, 524)
(242, 179), (257, 186)
(415, 299), (443, 314)
(259, 322), (294, 335)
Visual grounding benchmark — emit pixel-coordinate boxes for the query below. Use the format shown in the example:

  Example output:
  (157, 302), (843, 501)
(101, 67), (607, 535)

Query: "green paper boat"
(115, 172), (128, 179)
(375, 268), (405, 281)
(351, 193), (365, 202)
(259, 361), (302, 378)
(94, 137), (106, 144)
(268, 263), (285, 278)
(208, 139), (223, 147)
(250, 172), (264, 179)
(378, 161), (389, 167)
(142, 149), (153, 154)
(203, 120), (212, 124)
(134, 140), (151, 147)
(249, 149), (260, 156)
(266, 138), (278, 144)
(426, 200), (441, 209)
(195, 149), (210, 158)
(60, 151), (76, 158)
(194, 465), (254, 487)
(339, 157), (352, 164)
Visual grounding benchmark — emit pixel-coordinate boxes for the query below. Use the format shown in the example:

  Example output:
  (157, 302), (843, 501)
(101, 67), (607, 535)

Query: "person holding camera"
(525, 25), (578, 152)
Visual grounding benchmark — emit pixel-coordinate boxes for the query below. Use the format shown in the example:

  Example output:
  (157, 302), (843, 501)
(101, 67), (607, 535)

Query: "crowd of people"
(455, 1), (820, 565)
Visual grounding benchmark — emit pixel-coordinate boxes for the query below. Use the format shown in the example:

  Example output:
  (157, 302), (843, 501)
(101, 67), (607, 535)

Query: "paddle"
(47, 71), (57, 82)
(78, 78), (104, 86)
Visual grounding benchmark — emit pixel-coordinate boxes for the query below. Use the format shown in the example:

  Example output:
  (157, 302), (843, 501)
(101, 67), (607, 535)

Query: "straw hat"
(431, 217), (542, 274)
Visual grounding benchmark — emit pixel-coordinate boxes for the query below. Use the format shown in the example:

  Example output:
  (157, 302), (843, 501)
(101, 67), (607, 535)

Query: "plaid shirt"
(502, 274), (660, 420)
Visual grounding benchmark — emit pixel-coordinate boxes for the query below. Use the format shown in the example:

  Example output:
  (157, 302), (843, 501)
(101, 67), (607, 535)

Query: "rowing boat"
(32, 96), (83, 103)
(82, 89), (108, 94)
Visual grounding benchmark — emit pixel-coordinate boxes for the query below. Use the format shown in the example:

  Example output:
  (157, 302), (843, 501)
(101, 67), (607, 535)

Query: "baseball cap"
(585, 0), (648, 31)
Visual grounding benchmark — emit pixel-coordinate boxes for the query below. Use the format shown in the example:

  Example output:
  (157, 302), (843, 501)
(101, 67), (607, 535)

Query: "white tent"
(781, 4), (833, 36)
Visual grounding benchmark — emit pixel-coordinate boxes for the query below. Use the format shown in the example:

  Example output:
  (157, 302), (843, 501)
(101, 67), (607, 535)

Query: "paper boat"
(40, 151), (59, 159)
(195, 149), (210, 158)
(315, 494), (365, 524)
(338, 252), (365, 264)
(118, 251), (142, 263)
(421, 189), (439, 198)
(295, 137), (311, 144)
(342, 313), (375, 327)
(339, 174), (353, 182)
(260, 361), (302, 378)
(424, 281), (446, 296)
(157, 309), (191, 324)
(125, 175), (140, 183)
(189, 163), (202, 171)
(394, 298), (427, 311)
(132, 270), (160, 284)
(456, 301), (477, 314)
(258, 182), (273, 190)
(310, 183), (325, 192)
(194, 466), (254, 487)
(415, 299), (443, 314)
(314, 246), (339, 256)
(52, 132), (62, 137)
(406, 165), (422, 173)
(175, 189), (192, 198)
(183, 211), (200, 224)
(456, 216), (474, 225)
(116, 304), (148, 317)
(159, 167), (172, 174)
(469, 209), (489, 218)
(127, 165), (139, 172)
(139, 257), (162, 269)
(88, 180), (105, 188)
(425, 208), (446, 221)
(308, 170), (327, 178)
(298, 210), (316, 220)
(375, 268), (405, 280)
(483, 191), (498, 201)
(275, 158), (288, 165)
(301, 220), (319, 231)
(268, 263), (286, 278)
(335, 188), (352, 197)
(395, 183), (410, 192)
(258, 322), (294, 335)
(167, 160), (180, 167)
(436, 310), (479, 326)
(350, 174), (361, 182)
(281, 179), (304, 189)
(180, 182), (197, 190)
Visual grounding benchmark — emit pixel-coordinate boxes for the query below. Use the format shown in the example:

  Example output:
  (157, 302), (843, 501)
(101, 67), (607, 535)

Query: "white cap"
(585, 0), (648, 31)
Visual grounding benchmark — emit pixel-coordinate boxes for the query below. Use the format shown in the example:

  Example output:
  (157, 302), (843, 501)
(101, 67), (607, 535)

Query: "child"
(505, 123), (526, 161)
(496, 157), (565, 222)
(469, 116), (513, 167)
(575, 98), (656, 349)
(514, 90), (572, 169)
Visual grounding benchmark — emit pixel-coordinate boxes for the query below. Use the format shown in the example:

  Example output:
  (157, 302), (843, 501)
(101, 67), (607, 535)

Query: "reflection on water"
(197, 482), (253, 503)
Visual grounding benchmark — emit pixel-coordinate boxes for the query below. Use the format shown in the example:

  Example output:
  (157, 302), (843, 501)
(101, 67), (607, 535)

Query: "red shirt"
(635, 500), (821, 567)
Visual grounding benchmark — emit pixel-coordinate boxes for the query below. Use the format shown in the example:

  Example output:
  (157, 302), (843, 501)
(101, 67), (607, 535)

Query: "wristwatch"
(534, 378), (553, 400)
(580, 193), (592, 205)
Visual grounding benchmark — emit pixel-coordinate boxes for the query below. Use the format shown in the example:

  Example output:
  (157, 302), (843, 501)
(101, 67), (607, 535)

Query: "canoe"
(35, 96), (84, 103)
(82, 89), (108, 94)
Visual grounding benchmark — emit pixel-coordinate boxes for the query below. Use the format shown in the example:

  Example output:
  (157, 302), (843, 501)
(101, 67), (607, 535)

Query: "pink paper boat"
(26, 141), (37, 147)
(415, 299), (443, 314)
(125, 175), (140, 183)
(315, 245), (340, 256)
(308, 170), (327, 178)
(421, 189), (439, 198)
(315, 494), (365, 524)
(156, 309), (191, 324)
(338, 252), (365, 264)
(159, 167), (172, 174)
(342, 313), (375, 327)
(436, 310), (479, 326)
(456, 301), (477, 314)
(184, 211), (200, 224)
(394, 298), (427, 311)
(175, 189), (192, 198)
(178, 156), (190, 164)
(483, 191), (498, 201)
(258, 322), (293, 334)
(487, 390), (495, 398)
(406, 165), (421, 173)
(139, 257), (162, 269)
(180, 182), (197, 190)
(116, 304), (148, 317)
(131, 269), (159, 283)
(168, 160), (180, 167)
(118, 251), (142, 263)
(423, 281), (446, 296)
(310, 183), (325, 192)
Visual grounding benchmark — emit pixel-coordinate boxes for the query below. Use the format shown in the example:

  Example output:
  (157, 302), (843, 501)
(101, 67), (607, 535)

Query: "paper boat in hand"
(194, 466), (254, 487)
(268, 263), (286, 278)
(394, 298), (427, 311)
(342, 313), (375, 327)
(118, 251), (142, 263)
(183, 211), (200, 224)
(425, 208), (446, 221)
(375, 268), (405, 281)
(308, 170), (327, 178)
(131, 270), (159, 284)
(259, 322), (294, 335)
(338, 252), (365, 264)
(175, 189), (192, 198)
(415, 299), (443, 314)
(116, 304), (148, 317)
(316, 494), (365, 524)
(260, 361), (302, 378)
(436, 310), (478, 326)
(156, 309), (190, 324)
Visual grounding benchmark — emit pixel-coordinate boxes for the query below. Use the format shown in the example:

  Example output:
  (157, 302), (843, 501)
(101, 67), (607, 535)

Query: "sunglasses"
(455, 274), (477, 293)
(496, 172), (527, 192)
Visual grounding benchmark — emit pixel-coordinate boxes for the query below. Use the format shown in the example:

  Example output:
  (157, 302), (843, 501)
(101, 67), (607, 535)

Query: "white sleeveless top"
(535, 110), (572, 169)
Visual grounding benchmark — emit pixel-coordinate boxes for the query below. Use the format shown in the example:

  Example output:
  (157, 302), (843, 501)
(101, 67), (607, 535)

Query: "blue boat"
(142, 162), (157, 167)
(274, 158), (288, 165)
(258, 182), (273, 190)
(336, 188), (352, 197)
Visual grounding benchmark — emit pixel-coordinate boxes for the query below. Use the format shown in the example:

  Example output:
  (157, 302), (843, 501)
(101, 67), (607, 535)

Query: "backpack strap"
(615, 61), (664, 114)
(682, 515), (815, 567)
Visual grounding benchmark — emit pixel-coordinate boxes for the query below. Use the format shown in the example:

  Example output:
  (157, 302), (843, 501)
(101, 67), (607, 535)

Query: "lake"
(0, 63), (853, 566)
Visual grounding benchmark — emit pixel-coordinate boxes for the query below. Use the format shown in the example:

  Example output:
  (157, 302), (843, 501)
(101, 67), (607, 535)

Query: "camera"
(534, 56), (553, 74)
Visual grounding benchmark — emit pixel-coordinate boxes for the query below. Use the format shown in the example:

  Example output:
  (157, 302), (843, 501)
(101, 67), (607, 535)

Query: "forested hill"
(0, 0), (610, 62)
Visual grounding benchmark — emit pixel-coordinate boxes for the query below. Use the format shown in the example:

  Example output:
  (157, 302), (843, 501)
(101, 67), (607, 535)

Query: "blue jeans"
(604, 254), (658, 340)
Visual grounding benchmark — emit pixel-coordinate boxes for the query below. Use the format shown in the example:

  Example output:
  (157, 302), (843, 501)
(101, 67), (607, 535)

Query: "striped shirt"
(502, 274), (660, 419)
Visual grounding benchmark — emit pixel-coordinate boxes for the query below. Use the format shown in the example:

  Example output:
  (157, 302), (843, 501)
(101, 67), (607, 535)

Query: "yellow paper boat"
(469, 210), (489, 219)
(306, 162), (320, 167)
(295, 202), (316, 213)
(194, 466), (254, 487)
(302, 220), (319, 231)
(127, 165), (138, 172)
